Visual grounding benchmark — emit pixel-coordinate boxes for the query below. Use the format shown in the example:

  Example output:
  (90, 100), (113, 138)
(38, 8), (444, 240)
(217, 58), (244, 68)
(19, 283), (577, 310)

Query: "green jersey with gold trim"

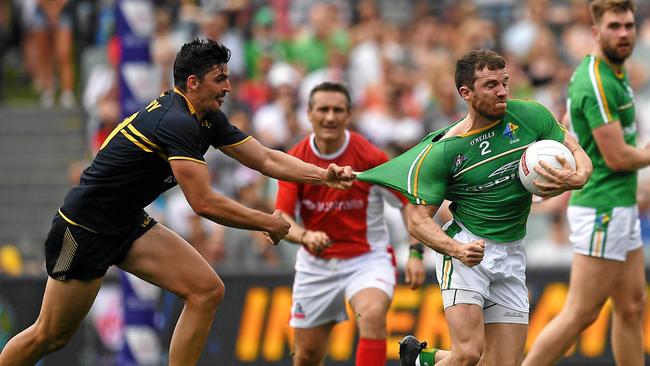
(60, 88), (249, 234)
(359, 99), (566, 242)
(567, 55), (637, 209)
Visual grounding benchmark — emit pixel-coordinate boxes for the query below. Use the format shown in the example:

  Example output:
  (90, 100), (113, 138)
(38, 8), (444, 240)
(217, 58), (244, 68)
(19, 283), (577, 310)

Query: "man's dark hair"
(455, 49), (506, 91)
(173, 38), (231, 90)
(308, 81), (352, 111)
(590, 0), (635, 25)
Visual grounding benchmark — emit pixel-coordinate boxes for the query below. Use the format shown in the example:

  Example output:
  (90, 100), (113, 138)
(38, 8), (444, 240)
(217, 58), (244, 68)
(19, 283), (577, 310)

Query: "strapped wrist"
(409, 249), (423, 260)
(409, 243), (424, 260)
(409, 243), (424, 253)
(300, 230), (308, 244)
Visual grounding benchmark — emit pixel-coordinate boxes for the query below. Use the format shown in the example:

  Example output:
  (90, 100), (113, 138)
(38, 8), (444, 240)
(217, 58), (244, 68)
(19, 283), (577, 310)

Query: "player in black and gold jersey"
(0, 39), (355, 366)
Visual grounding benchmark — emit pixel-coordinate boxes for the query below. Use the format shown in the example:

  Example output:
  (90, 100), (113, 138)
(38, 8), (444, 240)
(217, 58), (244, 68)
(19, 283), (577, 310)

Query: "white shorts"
(290, 247), (396, 328)
(436, 221), (529, 321)
(568, 205), (643, 262)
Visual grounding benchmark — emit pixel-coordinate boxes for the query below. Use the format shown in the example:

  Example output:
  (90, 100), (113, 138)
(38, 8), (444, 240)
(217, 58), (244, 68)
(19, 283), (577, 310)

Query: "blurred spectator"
(559, 0), (594, 66)
(289, 3), (350, 73)
(502, 0), (548, 61)
(198, 10), (246, 79)
(82, 37), (120, 153)
(244, 6), (290, 80)
(151, 7), (188, 92)
(0, 245), (23, 276)
(32, 0), (76, 108)
(0, 0), (10, 102)
(289, 0), (351, 31)
(252, 62), (307, 150)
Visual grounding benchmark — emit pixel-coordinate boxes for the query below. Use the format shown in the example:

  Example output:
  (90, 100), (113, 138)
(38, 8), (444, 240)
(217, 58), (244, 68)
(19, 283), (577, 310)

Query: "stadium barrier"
(1, 269), (649, 365)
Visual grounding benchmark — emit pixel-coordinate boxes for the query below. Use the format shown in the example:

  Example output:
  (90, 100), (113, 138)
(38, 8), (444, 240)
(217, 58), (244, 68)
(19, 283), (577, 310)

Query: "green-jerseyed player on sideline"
(524, 1), (648, 365)
(358, 49), (593, 366)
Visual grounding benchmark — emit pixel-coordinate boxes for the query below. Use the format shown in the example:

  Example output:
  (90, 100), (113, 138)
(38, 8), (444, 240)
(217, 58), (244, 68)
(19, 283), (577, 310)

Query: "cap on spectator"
(254, 6), (275, 27)
(267, 62), (300, 88)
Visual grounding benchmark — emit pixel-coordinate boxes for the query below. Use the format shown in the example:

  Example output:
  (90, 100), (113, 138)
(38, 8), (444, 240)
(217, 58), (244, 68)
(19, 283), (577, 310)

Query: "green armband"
(409, 243), (424, 260)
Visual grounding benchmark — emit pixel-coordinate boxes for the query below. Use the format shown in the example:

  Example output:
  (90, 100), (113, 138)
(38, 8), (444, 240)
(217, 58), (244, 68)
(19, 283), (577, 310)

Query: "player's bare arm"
(278, 212), (331, 253)
(400, 207), (425, 290)
(171, 159), (289, 244)
(221, 137), (355, 189)
(592, 121), (650, 171)
(534, 134), (592, 197)
(405, 204), (485, 267)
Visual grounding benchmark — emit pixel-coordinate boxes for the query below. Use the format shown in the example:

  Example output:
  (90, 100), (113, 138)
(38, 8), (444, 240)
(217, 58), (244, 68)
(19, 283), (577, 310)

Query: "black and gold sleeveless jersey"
(59, 88), (250, 234)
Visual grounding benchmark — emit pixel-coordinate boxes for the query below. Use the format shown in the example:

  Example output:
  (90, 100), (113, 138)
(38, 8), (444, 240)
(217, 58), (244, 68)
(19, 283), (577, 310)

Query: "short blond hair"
(590, 0), (635, 24)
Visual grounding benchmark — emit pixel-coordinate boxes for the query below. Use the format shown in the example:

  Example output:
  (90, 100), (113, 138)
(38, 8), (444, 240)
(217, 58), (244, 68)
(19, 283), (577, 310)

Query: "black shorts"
(45, 210), (157, 280)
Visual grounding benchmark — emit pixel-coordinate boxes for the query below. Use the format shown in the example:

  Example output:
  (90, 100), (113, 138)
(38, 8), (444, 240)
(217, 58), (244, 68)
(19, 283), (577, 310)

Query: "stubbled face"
(193, 64), (231, 113)
(308, 91), (351, 144)
(595, 9), (636, 64)
(463, 67), (509, 121)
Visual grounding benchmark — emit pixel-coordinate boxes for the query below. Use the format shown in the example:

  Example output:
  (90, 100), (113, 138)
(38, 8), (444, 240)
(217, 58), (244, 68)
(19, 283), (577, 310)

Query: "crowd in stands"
(3, 0), (650, 275)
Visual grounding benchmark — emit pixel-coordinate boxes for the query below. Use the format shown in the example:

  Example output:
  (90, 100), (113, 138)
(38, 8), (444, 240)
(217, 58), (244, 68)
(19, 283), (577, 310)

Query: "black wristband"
(409, 243), (424, 253)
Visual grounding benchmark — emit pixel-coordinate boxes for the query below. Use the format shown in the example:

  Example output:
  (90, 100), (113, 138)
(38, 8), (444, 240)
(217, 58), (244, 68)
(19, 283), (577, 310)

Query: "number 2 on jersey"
(479, 141), (492, 155)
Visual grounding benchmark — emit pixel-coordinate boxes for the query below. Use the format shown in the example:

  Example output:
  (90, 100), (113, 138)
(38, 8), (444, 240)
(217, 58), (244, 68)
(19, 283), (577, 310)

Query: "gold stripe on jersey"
(592, 58), (613, 122)
(459, 119), (502, 138)
(58, 209), (98, 233)
(452, 144), (531, 179)
(221, 135), (252, 148)
(100, 112), (139, 150)
(168, 156), (207, 165)
(173, 87), (196, 115)
(145, 99), (162, 112)
(594, 59), (612, 119)
(412, 144), (433, 203)
(127, 124), (162, 150)
(120, 129), (153, 152)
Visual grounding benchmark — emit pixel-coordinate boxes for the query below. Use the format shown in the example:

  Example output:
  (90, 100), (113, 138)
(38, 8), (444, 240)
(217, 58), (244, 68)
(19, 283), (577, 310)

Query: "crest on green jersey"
(503, 122), (519, 139)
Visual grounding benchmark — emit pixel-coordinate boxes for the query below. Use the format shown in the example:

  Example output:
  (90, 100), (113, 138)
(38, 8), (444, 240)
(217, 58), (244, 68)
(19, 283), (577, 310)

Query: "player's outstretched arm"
(592, 121), (650, 171)
(171, 159), (289, 244)
(221, 137), (355, 189)
(406, 204), (485, 267)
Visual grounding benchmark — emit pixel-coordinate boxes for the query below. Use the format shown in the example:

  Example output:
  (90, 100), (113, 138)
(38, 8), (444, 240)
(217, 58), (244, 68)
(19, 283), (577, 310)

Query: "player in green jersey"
(524, 1), (649, 365)
(359, 49), (592, 366)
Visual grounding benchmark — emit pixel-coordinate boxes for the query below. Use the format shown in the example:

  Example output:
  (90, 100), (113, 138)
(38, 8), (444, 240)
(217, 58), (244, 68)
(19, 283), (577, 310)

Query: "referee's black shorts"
(45, 211), (157, 280)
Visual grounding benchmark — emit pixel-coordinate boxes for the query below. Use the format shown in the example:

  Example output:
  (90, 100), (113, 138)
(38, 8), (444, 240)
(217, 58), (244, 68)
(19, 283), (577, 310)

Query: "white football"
(518, 140), (576, 195)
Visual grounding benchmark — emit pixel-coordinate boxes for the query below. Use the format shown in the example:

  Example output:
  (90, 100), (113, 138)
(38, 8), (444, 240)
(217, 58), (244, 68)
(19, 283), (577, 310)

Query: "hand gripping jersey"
(60, 88), (249, 234)
(359, 99), (566, 242)
(567, 55), (637, 210)
(276, 131), (407, 259)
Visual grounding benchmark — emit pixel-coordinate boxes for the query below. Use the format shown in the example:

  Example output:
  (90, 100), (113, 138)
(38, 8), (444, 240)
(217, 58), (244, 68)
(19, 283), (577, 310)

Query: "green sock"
(418, 348), (438, 366)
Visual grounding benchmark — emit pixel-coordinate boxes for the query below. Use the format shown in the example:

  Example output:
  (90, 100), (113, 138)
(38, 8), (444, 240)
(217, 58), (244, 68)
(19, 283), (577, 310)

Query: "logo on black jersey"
(164, 176), (176, 184)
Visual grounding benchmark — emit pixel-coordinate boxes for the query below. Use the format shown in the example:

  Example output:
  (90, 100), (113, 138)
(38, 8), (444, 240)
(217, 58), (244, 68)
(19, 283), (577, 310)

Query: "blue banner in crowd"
(115, 1), (160, 365)
(116, 0), (158, 119)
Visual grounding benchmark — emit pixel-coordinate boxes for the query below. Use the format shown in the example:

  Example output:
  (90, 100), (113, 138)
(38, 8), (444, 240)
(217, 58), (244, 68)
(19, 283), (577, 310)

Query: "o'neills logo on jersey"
(469, 131), (495, 145)
(301, 199), (364, 212)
